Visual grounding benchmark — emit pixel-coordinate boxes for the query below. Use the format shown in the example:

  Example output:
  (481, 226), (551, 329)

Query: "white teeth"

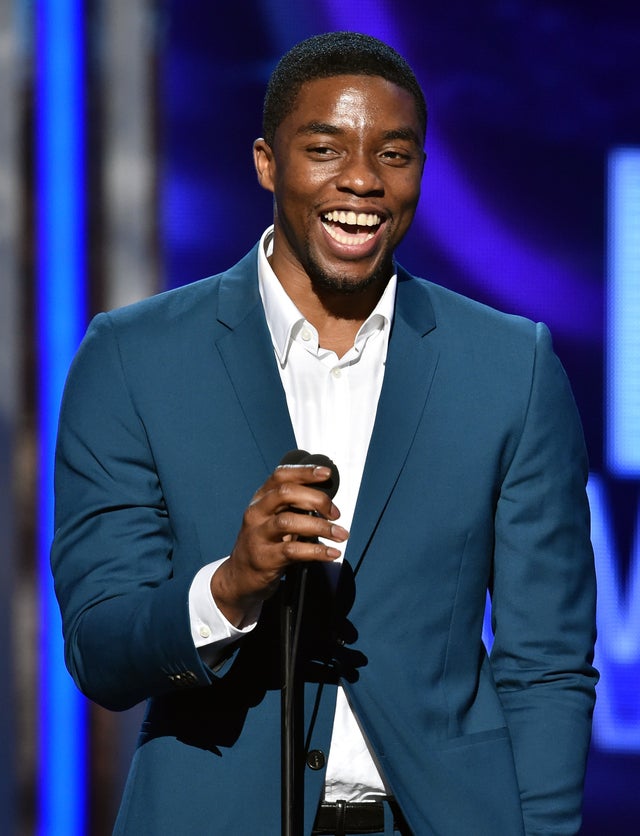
(323, 224), (376, 245)
(321, 209), (382, 245)
(322, 210), (381, 227)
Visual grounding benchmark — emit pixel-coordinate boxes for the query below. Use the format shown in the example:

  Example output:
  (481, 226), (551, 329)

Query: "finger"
(257, 479), (341, 520)
(282, 539), (344, 562)
(271, 510), (349, 544)
(249, 464), (334, 506)
(273, 463), (333, 485)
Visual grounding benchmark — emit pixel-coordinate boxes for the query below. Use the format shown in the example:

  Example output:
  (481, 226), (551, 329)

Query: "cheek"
(277, 161), (335, 197)
(396, 181), (422, 217)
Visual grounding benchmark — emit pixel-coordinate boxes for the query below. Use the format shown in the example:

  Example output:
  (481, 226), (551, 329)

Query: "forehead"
(281, 74), (422, 141)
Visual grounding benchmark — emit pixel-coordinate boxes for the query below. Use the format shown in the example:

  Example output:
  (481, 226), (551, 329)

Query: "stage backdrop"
(159, 2), (640, 833)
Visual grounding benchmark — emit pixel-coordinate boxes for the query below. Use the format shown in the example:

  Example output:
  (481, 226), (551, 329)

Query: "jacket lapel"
(347, 267), (439, 575)
(214, 247), (297, 471)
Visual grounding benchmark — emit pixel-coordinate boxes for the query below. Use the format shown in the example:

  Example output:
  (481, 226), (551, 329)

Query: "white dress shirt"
(188, 226), (395, 801)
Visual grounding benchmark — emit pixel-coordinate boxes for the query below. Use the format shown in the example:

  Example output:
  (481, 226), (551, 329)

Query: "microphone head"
(300, 453), (340, 499)
(278, 449), (310, 466)
(278, 450), (340, 499)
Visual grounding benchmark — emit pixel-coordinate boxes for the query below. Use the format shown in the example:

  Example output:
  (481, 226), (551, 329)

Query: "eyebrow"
(295, 122), (423, 146)
(381, 127), (423, 146)
(295, 122), (341, 136)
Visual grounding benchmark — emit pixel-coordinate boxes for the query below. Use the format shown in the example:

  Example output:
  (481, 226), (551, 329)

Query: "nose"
(335, 152), (384, 196)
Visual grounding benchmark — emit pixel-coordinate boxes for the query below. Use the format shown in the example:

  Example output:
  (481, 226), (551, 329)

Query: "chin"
(308, 259), (391, 296)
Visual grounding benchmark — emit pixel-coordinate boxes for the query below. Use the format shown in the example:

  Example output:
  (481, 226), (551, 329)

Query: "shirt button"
(199, 625), (212, 639)
(331, 367), (342, 379)
(306, 749), (326, 770)
(301, 327), (312, 341)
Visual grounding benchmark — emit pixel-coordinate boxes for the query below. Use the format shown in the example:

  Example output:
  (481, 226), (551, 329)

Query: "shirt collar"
(257, 225), (396, 366)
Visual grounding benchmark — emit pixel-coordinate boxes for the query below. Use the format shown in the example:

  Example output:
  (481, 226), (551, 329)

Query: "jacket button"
(306, 749), (326, 770)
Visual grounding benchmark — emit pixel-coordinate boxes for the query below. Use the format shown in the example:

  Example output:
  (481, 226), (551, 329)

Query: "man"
(51, 32), (597, 835)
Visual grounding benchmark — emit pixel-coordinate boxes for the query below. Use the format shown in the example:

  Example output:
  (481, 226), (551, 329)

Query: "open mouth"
(321, 210), (382, 246)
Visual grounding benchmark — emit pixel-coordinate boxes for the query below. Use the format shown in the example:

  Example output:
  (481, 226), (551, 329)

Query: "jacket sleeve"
(490, 322), (598, 835)
(51, 313), (217, 711)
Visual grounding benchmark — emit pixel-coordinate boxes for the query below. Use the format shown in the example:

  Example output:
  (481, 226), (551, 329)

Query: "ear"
(253, 138), (275, 194)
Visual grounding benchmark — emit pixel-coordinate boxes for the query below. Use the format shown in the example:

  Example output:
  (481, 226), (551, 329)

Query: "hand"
(211, 463), (349, 627)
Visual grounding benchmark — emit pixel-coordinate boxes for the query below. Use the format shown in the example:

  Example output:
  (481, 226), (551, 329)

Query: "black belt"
(312, 798), (404, 835)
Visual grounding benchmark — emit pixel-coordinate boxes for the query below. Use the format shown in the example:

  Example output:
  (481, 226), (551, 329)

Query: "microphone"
(278, 449), (340, 504)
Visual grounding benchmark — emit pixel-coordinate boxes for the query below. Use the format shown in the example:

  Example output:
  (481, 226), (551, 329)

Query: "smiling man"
(255, 73), (423, 295)
(51, 32), (597, 836)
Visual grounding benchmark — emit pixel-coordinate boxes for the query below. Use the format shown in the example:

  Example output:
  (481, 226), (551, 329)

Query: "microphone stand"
(281, 562), (309, 836)
(278, 451), (339, 836)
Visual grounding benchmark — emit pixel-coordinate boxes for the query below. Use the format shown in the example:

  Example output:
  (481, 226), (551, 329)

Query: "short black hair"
(262, 32), (427, 146)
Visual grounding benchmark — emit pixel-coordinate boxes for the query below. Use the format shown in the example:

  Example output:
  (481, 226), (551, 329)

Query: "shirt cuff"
(188, 557), (260, 665)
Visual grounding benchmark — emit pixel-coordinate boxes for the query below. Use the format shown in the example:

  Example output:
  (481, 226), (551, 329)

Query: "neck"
(268, 255), (390, 358)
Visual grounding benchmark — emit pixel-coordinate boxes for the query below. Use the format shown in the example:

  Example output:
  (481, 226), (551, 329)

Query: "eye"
(307, 145), (339, 158)
(379, 149), (413, 165)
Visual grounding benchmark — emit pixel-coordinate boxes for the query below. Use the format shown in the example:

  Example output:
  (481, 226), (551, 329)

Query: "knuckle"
(282, 540), (300, 558)
(277, 481), (295, 499)
(274, 466), (294, 483)
(282, 540), (298, 558)
(275, 511), (293, 532)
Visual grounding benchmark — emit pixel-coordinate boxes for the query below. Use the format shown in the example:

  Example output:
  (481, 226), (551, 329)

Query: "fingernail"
(313, 466), (331, 477)
(330, 525), (349, 540)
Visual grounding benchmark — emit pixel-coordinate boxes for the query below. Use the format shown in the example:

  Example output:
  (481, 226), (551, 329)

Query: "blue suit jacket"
(51, 246), (597, 835)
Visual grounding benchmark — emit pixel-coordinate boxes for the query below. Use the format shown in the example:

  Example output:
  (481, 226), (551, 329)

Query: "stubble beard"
(303, 245), (393, 300)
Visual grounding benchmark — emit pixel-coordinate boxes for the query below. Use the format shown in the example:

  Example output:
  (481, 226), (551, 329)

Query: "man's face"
(254, 74), (425, 297)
